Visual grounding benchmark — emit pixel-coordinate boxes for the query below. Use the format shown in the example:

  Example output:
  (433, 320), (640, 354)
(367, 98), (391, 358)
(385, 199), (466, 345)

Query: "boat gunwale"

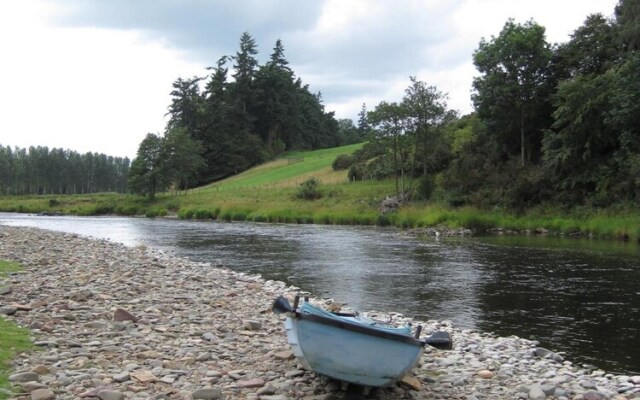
(291, 311), (426, 347)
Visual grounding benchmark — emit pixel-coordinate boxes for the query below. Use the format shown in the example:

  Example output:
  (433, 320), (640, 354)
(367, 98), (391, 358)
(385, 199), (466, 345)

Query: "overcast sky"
(0, 0), (618, 159)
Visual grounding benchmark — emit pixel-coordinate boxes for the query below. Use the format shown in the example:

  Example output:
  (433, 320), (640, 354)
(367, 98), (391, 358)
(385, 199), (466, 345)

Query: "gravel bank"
(0, 225), (638, 400)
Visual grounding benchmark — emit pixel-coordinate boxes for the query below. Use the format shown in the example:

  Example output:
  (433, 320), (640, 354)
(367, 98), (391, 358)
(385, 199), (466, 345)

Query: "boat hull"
(285, 314), (424, 387)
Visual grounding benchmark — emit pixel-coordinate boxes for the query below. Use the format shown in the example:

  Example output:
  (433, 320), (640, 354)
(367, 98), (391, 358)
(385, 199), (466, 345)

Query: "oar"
(423, 331), (453, 350)
(271, 295), (299, 314)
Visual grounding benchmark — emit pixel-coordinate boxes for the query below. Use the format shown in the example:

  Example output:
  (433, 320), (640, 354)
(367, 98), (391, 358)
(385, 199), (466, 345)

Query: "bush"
(193, 209), (213, 219)
(414, 176), (435, 201)
(332, 154), (355, 170)
(178, 208), (195, 219)
(296, 178), (322, 200)
(348, 164), (364, 181)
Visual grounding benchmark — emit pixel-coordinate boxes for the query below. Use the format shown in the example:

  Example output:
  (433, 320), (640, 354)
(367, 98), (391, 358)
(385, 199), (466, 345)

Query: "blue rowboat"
(272, 296), (452, 389)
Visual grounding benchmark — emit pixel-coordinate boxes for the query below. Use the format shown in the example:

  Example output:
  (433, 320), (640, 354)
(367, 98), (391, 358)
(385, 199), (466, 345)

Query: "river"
(1, 213), (639, 375)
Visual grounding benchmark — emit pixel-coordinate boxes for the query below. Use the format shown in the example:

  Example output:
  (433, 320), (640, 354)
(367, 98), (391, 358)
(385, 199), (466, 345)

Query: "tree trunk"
(521, 105), (525, 167)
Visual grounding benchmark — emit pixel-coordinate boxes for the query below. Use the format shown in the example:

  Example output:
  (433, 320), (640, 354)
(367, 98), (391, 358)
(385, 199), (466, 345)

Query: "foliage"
(0, 144), (129, 195)
(332, 154), (355, 170)
(296, 177), (322, 200)
(128, 134), (165, 199)
(472, 19), (555, 166)
(161, 33), (340, 187)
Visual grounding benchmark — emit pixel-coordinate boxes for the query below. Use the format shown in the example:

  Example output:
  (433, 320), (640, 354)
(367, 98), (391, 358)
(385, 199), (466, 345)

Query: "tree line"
(344, 0), (640, 209)
(128, 33), (366, 197)
(0, 145), (130, 195)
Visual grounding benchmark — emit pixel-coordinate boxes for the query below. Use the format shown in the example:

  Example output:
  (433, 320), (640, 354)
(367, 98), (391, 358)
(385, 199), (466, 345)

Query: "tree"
(128, 133), (165, 199)
(402, 77), (449, 199)
(554, 14), (618, 78)
(231, 32), (259, 135)
(368, 101), (410, 197)
(615, 0), (640, 51)
(357, 103), (370, 135)
(472, 19), (554, 166)
(161, 127), (206, 192)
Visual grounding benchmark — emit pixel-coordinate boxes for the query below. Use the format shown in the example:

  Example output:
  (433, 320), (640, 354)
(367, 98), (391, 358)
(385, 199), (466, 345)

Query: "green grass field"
(1, 142), (640, 240)
(0, 260), (32, 399)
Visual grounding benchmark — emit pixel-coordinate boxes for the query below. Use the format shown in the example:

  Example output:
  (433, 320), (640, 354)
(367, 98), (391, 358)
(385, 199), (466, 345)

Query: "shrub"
(414, 176), (435, 201)
(145, 208), (167, 218)
(178, 208), (195, 219)
(296, 178), (322, 200)
(348, 164), (364, 181)
(194, 209), (213, 219)
(332, 154), (355, 170)
(48, 198), (60, 207)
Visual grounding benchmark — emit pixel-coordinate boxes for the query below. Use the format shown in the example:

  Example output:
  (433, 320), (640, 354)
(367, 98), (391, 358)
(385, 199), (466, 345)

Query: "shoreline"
(0, 225), (638, 399)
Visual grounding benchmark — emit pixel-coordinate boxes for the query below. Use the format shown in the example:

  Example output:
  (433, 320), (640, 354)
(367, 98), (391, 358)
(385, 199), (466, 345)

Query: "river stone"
(202, 332), (217, 341)
(97, 390), (124, 400)
(191, 387), (223, 399)
(31, 365), (51, 375)
(30, 388), (55, 400)
(0, 285), (12, 295)
(583, 391), (607, 400)
(0, 305), (17, 315)
(478, 370), (494, 379)
(528, 385), (546, 400)
(237, 378), (265, 388)
(113, 308), (137, 322)
(21, 382), (48, 392)
(400, 375), (421, 391)
(533, 347), (564, 362)
(112, 372), (130, 382)
(273, 350), (294, 360)
(243, 319), (262, 331)
(10, 372), (40, 383)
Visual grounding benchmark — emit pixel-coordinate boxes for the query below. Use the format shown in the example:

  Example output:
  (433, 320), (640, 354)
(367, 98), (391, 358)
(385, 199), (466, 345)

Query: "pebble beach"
(0, 225), (639, 400)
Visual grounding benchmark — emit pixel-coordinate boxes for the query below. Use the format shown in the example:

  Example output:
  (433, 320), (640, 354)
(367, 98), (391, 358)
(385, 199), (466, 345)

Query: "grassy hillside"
(1, 142), (640, 240)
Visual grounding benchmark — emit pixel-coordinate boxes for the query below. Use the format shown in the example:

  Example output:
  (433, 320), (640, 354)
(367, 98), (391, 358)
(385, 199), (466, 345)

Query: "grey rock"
(9, 372), (40, 383)
(243, 319), (262, 331)
(0, 284), (12, 295)
(0, 305), (17, 315)
(202, 332), (217, 342)
(541, 384), (556, 396)
(97, 390), (125, 400)
(30, 388), (56, 400)
(580, 379), (597, 389)
(191, 387), (223, 399)
(113, 308), (137, 322)
(20, 381), (49, 392)
(528, 384), (546, 400)
(533, 347), (564, 363)
(112, 372), (130, 382)
(582, 391), (606, 400)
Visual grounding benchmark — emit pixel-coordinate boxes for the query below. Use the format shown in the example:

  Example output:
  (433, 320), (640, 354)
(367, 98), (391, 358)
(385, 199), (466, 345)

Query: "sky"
(0, 0), (619, 159)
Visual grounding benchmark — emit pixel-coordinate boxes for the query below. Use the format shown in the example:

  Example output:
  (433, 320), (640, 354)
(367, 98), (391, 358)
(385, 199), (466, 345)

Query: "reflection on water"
(1, 213), (638, 374)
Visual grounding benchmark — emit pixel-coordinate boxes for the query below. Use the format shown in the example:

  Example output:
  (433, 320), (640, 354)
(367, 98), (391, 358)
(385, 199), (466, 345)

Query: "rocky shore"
(0, 225), (639, 400)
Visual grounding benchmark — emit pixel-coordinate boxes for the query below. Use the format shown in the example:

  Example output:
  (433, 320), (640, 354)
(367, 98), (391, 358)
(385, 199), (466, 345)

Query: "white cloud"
(0, 0), (203, 158)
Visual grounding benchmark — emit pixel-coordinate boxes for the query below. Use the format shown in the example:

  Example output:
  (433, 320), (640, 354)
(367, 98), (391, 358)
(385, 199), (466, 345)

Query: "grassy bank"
(1, 143), (640, 241)
(0, 260), (32, 399)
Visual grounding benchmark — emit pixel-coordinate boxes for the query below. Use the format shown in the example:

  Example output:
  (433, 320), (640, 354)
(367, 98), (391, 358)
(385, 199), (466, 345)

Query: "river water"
(1, 213), (639, 375)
